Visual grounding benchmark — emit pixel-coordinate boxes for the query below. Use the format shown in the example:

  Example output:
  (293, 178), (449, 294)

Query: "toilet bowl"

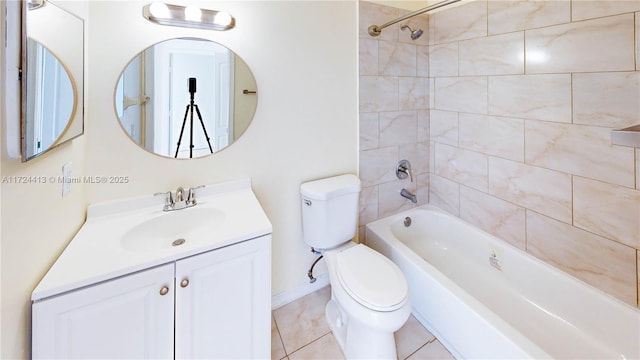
(300, 174), (411, 359)
(323, 242), (411, 359)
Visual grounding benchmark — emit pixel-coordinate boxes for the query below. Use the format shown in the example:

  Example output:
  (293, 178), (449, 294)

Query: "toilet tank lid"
(300, 174), (361, 200)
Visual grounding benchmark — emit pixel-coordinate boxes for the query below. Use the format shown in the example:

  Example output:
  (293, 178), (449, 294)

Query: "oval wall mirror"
(115, 38), (258, 159)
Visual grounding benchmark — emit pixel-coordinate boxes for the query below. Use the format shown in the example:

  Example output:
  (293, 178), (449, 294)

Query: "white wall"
(1, 1), (357, 358)
(86, 0), (358, 300)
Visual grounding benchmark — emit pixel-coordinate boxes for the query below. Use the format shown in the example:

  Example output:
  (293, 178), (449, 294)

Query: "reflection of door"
(118, 55), (143, 145)
(154, 39), (231, 158)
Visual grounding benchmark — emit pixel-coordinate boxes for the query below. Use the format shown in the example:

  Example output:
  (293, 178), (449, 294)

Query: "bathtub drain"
(404, 217), (412, 227)
(172, 238), (186, 246)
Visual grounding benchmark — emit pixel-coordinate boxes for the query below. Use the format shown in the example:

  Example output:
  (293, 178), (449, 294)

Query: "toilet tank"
(300, 174), (361, 250)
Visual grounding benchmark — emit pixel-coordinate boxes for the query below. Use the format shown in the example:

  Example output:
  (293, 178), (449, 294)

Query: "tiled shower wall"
(359, 0), (640, 308)
(427, 0), (640, 307)
(358, 2), (430, 239)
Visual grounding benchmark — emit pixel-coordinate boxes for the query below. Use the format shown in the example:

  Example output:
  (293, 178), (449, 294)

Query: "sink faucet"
(154, 185), (205, 211)
(400, 188), (417, 203)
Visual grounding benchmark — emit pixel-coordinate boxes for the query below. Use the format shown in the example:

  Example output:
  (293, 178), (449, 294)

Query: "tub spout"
(400, 189), (417, 203)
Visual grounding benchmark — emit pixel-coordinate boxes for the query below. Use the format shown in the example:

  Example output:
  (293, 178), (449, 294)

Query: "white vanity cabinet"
(32, 263), (175, 359)
(32, 235), (271, 359)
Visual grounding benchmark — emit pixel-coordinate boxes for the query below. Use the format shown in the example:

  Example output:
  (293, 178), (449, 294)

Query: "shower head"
(401, 25), (423, 40)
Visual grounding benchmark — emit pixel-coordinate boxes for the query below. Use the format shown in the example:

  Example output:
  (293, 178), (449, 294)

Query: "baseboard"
(271, 274), (330, 310)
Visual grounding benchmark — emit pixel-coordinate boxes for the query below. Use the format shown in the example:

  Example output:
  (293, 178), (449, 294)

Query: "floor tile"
(288, 333), (345, 360)
(407, 340), (455, 360)
(271, 315), (286, 360)
(273, 285), (332, 354)
(395, 315), (436, 360)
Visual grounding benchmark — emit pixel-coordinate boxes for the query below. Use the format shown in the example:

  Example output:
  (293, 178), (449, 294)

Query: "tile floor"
(272, 285), (455, 360)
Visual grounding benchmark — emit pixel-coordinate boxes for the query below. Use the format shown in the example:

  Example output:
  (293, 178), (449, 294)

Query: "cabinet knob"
(159, 286), (170, 296)
(180, 279), (189, 288)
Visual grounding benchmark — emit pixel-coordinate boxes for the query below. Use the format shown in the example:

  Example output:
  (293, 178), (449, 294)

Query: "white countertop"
(32, 178), (272, 301)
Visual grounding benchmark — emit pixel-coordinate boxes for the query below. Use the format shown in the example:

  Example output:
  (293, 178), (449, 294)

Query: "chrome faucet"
(400, 188), (417, 203)
(154, 185), (205, 211)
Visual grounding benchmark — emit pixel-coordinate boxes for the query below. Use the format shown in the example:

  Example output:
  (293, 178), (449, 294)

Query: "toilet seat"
(336, 244), (408, 312)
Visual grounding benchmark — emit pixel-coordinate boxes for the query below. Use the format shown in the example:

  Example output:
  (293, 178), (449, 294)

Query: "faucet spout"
(400, 188), (417, 203)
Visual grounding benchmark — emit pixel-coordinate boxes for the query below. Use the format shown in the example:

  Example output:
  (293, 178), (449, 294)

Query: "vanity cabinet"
(32, 235), (271, 359)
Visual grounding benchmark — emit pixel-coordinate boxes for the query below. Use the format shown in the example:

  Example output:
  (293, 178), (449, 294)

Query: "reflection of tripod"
(174, 77), (214, 158)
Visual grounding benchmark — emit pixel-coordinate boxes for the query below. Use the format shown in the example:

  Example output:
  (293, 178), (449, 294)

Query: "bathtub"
(366, 205), (640, 359)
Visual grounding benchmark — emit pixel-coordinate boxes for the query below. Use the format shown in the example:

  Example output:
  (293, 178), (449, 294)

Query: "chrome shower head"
(401, 24), (423, 40)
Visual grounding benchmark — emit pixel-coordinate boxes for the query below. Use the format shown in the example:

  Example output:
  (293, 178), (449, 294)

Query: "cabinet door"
(175, 235), (271, 359)
(32, 263), (174, 359)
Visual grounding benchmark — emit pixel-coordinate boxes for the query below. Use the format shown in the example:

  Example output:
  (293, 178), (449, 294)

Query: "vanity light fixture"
(142, 2), (235, 31)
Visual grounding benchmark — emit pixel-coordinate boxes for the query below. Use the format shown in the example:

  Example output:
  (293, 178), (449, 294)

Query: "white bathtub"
(366, 205), (640, 359)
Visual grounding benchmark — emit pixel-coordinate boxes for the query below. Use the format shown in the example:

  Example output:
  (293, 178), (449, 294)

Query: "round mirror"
(115, 38), (257, 159)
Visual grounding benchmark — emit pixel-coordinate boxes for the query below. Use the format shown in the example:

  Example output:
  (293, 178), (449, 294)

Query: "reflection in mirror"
(24, 39), (76, 158)
(22, 0), (84, 161)
(115, 38), (258, 159)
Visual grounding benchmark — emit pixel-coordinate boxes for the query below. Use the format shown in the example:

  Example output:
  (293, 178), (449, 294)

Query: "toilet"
(300, 174), (411, 359)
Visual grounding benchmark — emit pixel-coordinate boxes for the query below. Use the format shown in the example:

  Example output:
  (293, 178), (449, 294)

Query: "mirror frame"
(21, 0), (85, 162)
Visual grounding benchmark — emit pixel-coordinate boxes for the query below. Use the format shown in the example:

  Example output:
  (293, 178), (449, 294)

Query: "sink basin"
(121, 207), (226, 252)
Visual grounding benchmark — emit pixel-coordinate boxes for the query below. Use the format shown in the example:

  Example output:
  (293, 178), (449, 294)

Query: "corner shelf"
(611, 125), (640, 148)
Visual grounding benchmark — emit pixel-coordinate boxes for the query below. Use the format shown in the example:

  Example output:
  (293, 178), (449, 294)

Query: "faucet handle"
(154, 191), (174, 211)
(396, 160), (413, 182)
(186, 185), (205, 205)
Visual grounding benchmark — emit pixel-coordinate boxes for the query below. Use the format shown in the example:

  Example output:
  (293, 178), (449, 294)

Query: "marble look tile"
(429, 110), (458, 146)
(460, 186), (526, 250)
(429, 141), (435, 173)
(380, 111), (418, 147)
(459, 32), (524, 76)
(573, 71), (640, 128)
(360, 147), (399, 187)
(359, 1), (398, 42)
(434, 143), (488, 192)
(417, 46), (429, 77)
(435, 76), (487, 114)
(525, 121), (636, 188)
(407, 339), (455, 360)
(637, 12), (639, 70)
(526, 211), (637, 306)
(359, 185), (378, 226)
(458, 113), (524, 162)
(525, 14), (635, 73)
(359, 38), (378, 76)
(272, 315), (286, 360)
(399, 141), (429, 175)
(272, 286), (331, 354)
(429, 174), (460, 216)
(429, 0), (487, 45)
(487, 0), (570, 35)
(379, 40), (416, 76)
(288, 333), (344, 360)
(488, 157), (572, 223)
(359, 76), (398, 112)
(636, 149), (639, 190)
(359, 112), (378, 151)
(379, 180), (417, 218)
(429, 78), (435, 109)
(429, 42), (458, 77)
(488, 74), (571, 123)
(399, 77), (429, 110)
(572, 1), (640, 22)
(417, 110), (430, 143)
(395, 315), (436, 360)
(573, 177), (640, 249)
(416, 173), (430, 206)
